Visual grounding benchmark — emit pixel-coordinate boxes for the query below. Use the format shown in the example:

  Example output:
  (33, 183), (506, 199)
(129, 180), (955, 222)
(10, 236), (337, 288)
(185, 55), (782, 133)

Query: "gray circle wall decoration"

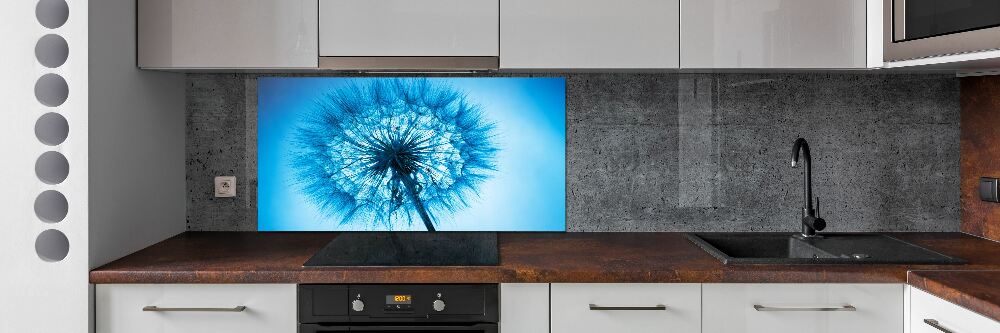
(35, 229), (69, 262)
(34, 190), (68, 223)
(35, 151), (70, 185)
(34, 73), (69, 107)
(35, 112), (69, 146)
(35, 34), (69, 68)
(36, 0), (69, 29)
(34, 0), (72, 265)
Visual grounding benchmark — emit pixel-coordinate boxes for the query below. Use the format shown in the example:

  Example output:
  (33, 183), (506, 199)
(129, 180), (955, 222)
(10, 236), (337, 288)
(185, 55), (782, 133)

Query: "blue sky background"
(257, 77), (566, 231)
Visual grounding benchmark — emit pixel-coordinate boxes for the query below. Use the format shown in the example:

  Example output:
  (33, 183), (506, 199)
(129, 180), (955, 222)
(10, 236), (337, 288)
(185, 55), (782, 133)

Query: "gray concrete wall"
(186, 73), (960, 232)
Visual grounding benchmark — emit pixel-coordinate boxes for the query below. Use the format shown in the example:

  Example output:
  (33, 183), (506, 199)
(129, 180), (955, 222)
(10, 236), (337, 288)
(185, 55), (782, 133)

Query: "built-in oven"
(299, 284), (499, 333)
(884, 0), (1000, 61)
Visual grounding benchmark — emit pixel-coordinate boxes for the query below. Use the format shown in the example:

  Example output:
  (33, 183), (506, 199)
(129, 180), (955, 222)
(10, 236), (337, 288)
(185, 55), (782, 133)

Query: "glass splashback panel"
(257, 77), (566, 232)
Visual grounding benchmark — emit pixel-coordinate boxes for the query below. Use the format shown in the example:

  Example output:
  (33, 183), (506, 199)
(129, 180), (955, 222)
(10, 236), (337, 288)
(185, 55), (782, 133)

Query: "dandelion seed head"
(288, 78), (498, 230)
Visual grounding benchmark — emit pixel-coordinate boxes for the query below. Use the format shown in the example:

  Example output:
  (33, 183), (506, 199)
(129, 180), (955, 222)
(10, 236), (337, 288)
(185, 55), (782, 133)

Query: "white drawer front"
(551, 283), (701, 333)
(96, 284), (296, 333)
(911, 287), (1000, 333)
(703, 283), (903, 333)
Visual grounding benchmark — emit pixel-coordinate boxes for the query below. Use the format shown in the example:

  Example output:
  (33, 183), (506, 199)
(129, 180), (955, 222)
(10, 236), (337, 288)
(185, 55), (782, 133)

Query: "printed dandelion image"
(288, 78), (498, 231)
(258, 77), (566, 232)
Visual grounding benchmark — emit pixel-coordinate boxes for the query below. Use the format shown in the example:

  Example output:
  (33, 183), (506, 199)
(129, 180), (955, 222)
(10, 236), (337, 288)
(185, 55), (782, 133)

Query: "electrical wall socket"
(980, 177), (999, 202)
(215, 176), (236, 198)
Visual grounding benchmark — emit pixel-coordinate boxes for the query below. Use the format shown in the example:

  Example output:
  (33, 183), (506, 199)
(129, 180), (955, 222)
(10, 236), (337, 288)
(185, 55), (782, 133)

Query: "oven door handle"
(347, 323), (498, 332)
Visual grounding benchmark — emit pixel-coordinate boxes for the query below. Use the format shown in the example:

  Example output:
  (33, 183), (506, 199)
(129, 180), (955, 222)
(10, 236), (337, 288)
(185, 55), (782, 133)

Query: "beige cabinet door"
(501, 0), (680, 69)
(681, 0), (874, 68)
(319, 0), (499, 57)
(138, 0), (319, 69)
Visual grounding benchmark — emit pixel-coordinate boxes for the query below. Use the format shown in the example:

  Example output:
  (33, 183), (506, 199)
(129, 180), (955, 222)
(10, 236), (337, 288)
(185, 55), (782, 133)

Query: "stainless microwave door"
(884, 0), (1000, 61)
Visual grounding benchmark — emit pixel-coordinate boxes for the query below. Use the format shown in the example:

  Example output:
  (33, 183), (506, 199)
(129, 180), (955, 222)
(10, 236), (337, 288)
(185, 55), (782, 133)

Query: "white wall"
(0, 0), (184, 331)
(88, 0), (186, 270)
(0, 0), (90, 331)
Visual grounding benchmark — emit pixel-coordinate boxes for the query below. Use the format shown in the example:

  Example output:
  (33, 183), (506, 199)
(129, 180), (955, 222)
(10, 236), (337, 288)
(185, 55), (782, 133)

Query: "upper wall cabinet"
(138, 0), (318, 69)
(318, 0), (500, 70)
(500, 0), (680, 69)
(135, 0), (890, 70)
(681, 0), (879, 69)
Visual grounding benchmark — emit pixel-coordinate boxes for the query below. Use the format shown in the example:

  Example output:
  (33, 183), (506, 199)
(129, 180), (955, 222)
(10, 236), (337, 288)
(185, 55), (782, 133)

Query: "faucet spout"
(791, 138), (813, 213)
(791, 138), (825, 237)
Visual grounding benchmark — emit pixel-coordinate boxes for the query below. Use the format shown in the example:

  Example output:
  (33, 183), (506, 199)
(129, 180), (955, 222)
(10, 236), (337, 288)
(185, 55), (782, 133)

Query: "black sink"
(686, 233), (965, 265)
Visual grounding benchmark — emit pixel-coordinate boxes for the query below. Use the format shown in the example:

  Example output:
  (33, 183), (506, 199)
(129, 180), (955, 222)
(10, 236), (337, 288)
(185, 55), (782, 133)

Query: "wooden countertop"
(908, 270), (1000, 322)
(91, 232), (1000, 284)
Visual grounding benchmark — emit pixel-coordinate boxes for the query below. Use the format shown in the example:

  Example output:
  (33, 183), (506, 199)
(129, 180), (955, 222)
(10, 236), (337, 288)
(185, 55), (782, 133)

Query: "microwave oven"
(884, 0), (1000, 62)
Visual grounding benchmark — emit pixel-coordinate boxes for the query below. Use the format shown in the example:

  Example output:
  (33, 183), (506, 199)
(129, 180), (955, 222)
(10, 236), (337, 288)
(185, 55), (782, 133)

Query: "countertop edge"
(908, 270), (1000, 323)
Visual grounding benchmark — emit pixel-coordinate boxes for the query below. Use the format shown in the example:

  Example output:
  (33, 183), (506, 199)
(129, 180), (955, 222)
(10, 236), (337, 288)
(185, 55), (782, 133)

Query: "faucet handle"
(815, 196), (820, 218)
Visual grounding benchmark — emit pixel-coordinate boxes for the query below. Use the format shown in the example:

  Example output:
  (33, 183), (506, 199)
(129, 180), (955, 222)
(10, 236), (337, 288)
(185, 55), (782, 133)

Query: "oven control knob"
(351, 299), (365, 312)
(432, 299), (446, 312)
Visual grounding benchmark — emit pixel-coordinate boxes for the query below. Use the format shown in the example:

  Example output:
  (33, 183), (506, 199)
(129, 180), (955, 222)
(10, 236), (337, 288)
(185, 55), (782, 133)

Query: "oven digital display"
(386, 295), (412, 304)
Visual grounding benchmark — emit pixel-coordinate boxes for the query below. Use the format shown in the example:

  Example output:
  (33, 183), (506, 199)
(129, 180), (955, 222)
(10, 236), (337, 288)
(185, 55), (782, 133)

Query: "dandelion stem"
(398, 173), (436, 231)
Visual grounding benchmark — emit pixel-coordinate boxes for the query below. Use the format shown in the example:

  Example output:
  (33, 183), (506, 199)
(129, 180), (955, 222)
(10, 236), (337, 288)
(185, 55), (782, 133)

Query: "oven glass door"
(300, 324), (498, 333)
(898, 0), (1000, 41)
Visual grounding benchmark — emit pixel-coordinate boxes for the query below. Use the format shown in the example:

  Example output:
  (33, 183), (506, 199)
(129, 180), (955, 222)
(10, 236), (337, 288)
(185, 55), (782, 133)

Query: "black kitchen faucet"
(791, 138), (826, 237)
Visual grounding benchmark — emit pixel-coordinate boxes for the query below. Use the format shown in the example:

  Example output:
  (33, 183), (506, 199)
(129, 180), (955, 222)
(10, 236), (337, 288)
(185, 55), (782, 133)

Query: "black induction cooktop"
(303, 232), (499, 266)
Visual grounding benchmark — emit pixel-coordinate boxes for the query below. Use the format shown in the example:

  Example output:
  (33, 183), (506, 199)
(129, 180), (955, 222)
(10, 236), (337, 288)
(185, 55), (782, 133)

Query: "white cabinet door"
(702, 284), (903, 333)
(319, 0), (499, 57)
(551, 283), (700, 333)
(501, 0), (680, 69)
(96, 284), (297, 333)
(500, 284), (549, 333)
(910, 287), (1000, 333)
(680, 0), (869, 68)
(138, 0), (318, 69)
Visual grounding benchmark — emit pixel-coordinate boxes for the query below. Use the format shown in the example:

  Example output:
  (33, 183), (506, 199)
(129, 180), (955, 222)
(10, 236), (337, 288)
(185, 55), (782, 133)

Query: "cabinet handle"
(753, 304), (856, 312)
(143, 306), (247, 312)
(589, 304), (667, 311)
(923, 319), (955, 333)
